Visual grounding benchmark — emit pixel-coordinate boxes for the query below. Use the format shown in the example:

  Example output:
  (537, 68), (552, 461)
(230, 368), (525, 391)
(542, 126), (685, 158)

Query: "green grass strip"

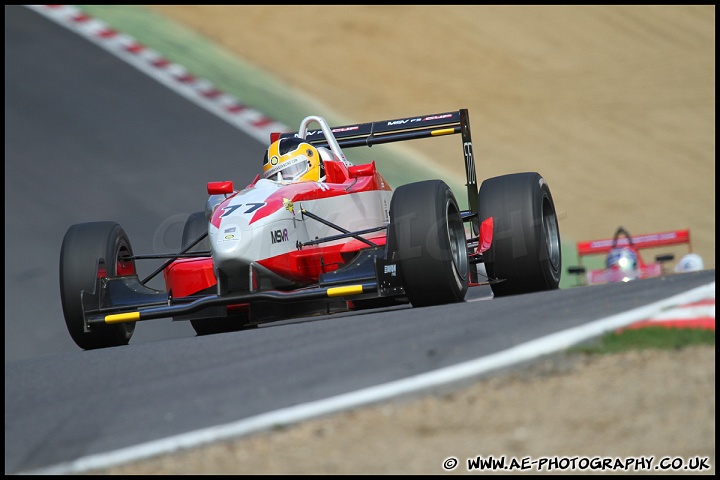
(571, 326), (715, 355)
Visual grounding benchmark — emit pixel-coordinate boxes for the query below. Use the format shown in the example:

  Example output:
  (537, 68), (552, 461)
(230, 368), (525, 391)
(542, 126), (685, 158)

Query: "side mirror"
(347, 161), (376, 178)
(207, 181), (234, 195)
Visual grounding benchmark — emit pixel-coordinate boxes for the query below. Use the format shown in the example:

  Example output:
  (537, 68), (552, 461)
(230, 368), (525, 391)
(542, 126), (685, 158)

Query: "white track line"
(22, 281), (714, 474)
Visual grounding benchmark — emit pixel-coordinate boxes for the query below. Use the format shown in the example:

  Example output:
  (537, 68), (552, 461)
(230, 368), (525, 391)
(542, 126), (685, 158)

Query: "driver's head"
(262, 137), (322, 183)
(606, 247), (638, 272)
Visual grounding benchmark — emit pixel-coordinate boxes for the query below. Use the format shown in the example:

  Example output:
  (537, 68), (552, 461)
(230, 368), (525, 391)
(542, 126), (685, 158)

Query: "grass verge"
(571, 326), (715, 355)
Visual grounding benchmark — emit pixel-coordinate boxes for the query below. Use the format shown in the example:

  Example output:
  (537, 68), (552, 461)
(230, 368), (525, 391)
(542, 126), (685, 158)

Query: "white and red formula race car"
(60, 109), (563, 350)
(566, 226), (701, 286)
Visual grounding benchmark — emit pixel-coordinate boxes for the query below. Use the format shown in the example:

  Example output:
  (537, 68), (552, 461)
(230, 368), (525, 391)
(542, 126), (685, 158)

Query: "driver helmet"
(606, 247), (638, 272)
(262, 137), (324, 183)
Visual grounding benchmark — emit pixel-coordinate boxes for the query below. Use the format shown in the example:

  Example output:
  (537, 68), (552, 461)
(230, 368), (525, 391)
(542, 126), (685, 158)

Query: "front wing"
(79, 253), (404, 330)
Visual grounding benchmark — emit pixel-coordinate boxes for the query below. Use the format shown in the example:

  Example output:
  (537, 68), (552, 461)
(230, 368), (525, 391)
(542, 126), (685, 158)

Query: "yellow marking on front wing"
(327, 285), (364, 297)
(430, 128), (455, 136)
(105, 312), (141, 324)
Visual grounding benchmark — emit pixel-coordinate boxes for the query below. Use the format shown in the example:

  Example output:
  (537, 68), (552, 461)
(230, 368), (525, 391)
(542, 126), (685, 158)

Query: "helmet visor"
(265, 155), (309, 181)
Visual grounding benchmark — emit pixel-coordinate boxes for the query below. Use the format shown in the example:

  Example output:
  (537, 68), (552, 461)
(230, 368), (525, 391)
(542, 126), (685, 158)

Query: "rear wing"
(576, 229), (692, 257)
(274, 109), (479, 232)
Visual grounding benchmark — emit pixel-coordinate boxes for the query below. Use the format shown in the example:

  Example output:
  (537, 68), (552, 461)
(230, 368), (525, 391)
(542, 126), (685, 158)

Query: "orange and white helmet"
(262, 137), (323, 183)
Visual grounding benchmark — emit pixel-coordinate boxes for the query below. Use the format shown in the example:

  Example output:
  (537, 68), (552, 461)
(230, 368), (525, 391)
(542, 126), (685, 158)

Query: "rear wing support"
(277, 108), (480, 235)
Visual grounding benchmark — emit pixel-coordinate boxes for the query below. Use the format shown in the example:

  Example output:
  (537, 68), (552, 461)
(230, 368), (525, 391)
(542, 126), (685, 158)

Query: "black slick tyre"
(389, 179), (469, 307)
(59, 222), (136, 349)
(477, 172), (562, 297)
(181, 211), (210, 252)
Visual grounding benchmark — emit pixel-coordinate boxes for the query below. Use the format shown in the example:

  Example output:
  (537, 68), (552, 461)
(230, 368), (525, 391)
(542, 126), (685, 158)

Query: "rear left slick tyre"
(59, 222), (136, 349)
(389, 179), (469, 307)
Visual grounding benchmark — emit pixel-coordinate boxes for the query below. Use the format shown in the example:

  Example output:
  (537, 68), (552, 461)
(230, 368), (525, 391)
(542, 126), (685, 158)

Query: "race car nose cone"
(217, 224), (241, 243)
(211, 223), (247, 264)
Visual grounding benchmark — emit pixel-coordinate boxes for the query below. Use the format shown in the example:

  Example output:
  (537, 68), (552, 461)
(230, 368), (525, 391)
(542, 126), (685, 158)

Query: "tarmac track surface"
(4, 6), (715, 475)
